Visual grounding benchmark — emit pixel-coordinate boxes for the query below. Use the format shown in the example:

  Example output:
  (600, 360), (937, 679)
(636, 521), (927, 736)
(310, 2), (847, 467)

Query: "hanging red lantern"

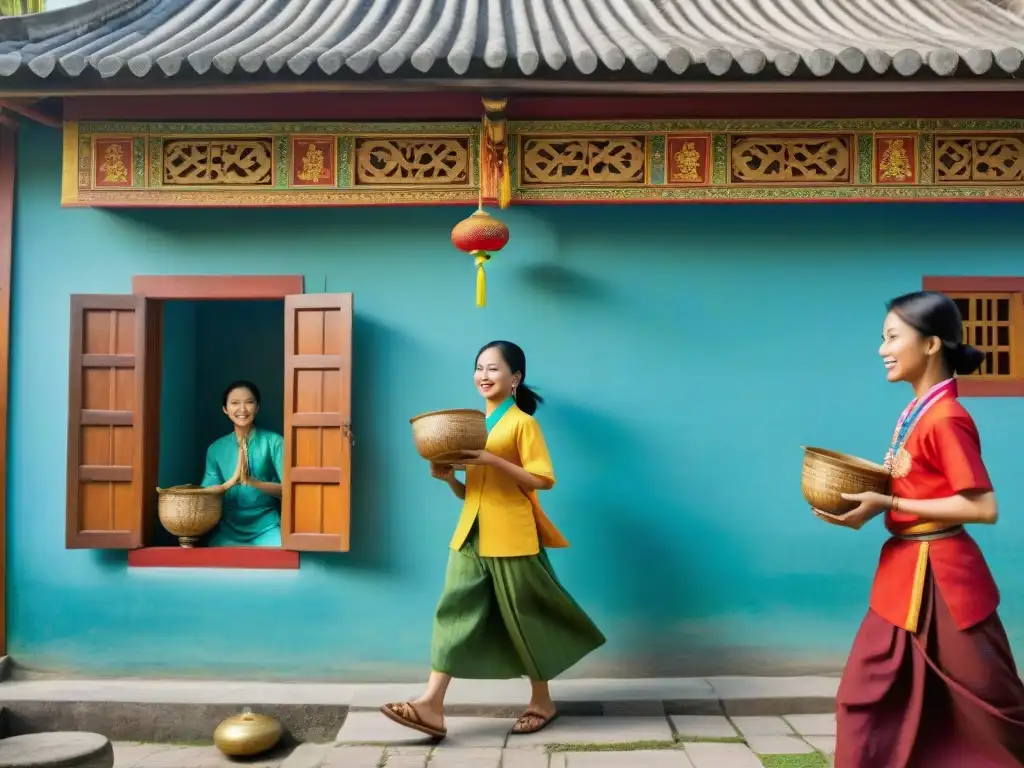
(451, 206), (509, 307)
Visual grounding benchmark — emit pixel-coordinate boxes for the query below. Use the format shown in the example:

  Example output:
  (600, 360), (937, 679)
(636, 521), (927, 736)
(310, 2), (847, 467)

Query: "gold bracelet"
(892, 495), (900, 511)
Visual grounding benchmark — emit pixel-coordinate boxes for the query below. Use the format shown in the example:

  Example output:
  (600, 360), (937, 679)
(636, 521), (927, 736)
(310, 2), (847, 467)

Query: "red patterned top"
(869, 380), (999, 632)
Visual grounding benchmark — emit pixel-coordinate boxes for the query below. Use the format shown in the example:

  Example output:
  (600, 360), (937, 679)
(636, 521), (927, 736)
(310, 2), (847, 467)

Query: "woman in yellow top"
(382, 341), (605, 740)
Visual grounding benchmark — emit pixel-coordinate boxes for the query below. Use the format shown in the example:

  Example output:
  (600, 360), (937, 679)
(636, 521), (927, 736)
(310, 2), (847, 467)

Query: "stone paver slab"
(113, 743), (185, 768)
(428, 747), (502, 767)
(804, 735), (836, 754)
(683, 742), (763, 768)
(127, 745), (285, 768)
(509, 716), (674, 747)
(746, 735), (815, 755)
(336, 713), (510, 747)
(564, 750), (694, 766)
(321, 746), (385, 767)
(500, 747), (550, 768)
(731, 716), (793, 737)
(785, 714), (837, 736)
(670, 715), (738, 739)
(280, 743), (332, 768)
(379, 746), (429, 767)
(0, 732), (114, 768)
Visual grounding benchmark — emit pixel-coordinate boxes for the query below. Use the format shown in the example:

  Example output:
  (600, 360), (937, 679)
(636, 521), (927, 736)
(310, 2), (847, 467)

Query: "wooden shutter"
(282, 293), (353, 551)
(66, 295), (158, 549)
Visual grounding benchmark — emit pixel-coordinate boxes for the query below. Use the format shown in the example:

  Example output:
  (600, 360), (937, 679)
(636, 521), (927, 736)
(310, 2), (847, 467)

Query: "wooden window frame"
(67, 274), (356, 570)
(922, 276), (1024, 397)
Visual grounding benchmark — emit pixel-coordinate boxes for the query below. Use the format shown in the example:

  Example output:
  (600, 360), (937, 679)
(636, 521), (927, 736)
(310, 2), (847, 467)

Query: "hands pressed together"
(221, 440), (251, 491)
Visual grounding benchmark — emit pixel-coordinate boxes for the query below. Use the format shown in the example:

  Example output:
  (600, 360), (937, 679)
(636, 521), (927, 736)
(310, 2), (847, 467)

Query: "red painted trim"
(132, 275), (303, 299)
(63, 92), (1024, 123)
(127, 547), (299, 569)
(956, 379), (1024, 398)
(923, 276), (1024, 294)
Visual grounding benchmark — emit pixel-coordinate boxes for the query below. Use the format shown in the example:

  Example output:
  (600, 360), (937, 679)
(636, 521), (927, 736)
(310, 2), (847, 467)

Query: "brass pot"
(213, 707), (283, 757)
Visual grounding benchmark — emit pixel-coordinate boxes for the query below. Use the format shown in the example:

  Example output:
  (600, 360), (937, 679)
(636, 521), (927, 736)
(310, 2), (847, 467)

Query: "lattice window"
(949, 293), (1016, 378)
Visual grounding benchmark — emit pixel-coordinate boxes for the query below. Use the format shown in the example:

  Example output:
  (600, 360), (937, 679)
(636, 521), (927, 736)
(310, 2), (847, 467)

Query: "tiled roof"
(0, 0), (1023, 81)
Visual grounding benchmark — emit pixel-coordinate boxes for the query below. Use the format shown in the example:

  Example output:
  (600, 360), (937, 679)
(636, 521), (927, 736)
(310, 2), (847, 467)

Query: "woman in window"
(815, 291), (1024, 767)
(381, 341), (605, 740)
(201, 380), (284, 547)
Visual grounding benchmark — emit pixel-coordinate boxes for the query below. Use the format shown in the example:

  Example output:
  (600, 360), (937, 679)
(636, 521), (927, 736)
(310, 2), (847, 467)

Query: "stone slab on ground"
(804, 735), (837, 754)
(508, 716), (675, 748)
(335, 713), (513, 747)
(561, 750), (695, 767)
(731, 716), (794, 738)
(113, 741), (290, 767)
(670, 714), (738, 739)
(500, 747), (549, 768)
(683, 742), (765, 768)
(428, 746), (503, 767)
(786, 713), (837, 736)
(746, 734), (816, 754)
(318, 746), (383, 767)
(0, 732), (113, 768)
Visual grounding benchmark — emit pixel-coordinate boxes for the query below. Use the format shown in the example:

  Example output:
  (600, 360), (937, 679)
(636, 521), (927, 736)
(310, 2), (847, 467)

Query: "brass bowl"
(801, 446), (891, 516)
(213, 708), (283, 757)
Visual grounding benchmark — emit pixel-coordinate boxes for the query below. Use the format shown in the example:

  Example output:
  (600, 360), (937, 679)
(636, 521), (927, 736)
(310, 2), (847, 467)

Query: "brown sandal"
(511, 710), (559, 735)
(379, 701), (447, 740)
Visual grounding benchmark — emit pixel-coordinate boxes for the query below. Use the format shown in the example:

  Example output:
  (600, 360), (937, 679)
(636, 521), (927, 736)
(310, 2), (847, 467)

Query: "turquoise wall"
(9, 123), (1024, 679)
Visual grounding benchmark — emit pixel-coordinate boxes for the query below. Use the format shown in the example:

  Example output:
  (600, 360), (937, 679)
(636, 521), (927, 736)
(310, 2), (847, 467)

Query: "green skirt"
(430, 526), (606, 681)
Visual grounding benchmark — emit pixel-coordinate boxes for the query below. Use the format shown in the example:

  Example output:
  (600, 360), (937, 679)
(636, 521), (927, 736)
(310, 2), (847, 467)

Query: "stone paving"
(110, 712), (837, 767)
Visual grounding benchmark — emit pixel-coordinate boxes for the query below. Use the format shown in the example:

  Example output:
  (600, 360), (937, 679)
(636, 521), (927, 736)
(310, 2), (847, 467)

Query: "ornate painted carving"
(935, 135), (1024, 184)
(520, 137), (646, 185)
(730, 135), (852, 184)
(353, 138), (469, 186)
(875, 135), (917, 184)
(162, 138), (274, 186)
(666, 135), (710, 185)
(58, 120), (1024, 207)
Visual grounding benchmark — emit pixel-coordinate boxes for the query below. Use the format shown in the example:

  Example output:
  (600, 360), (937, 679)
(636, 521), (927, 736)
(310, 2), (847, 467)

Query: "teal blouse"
(201, 427), (284, 547)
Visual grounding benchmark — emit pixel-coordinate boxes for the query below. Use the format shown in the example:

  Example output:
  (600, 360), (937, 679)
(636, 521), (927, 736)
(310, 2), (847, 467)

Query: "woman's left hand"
(457, 449), (496, 466)
(813, 491), (890, 530)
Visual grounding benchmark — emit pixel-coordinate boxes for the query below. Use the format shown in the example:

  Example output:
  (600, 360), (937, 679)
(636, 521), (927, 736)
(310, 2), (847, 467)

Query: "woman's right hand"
(430, 463), (454, 482)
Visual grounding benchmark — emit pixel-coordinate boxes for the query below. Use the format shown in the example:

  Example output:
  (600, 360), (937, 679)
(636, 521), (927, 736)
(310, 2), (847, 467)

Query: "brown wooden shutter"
(66, 295), (158, 549)
(282, 293), (353, 552)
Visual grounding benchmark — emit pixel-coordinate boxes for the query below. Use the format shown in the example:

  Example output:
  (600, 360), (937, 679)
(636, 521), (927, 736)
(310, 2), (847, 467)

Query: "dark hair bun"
(950, 343), (987, 376)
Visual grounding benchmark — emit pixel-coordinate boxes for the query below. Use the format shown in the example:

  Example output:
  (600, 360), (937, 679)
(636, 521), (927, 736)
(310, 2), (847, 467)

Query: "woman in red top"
(815, 290), (1024, 768)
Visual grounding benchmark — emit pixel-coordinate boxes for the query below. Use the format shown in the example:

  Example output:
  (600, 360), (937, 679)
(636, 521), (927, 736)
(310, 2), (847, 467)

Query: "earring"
(511, 384), (518, 399)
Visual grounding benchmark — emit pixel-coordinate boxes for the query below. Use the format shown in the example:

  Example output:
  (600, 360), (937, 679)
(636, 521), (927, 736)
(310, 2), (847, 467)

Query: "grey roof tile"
(0, 0), (1021, 80)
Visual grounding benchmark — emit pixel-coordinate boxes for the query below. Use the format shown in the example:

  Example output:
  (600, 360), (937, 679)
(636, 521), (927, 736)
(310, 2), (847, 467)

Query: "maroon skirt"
(836, 570), (1024, 768)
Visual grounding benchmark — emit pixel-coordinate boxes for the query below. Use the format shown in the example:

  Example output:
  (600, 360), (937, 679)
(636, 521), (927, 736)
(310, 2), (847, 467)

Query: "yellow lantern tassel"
(498, 157), (510, 209)
(475, 251), (490, 307)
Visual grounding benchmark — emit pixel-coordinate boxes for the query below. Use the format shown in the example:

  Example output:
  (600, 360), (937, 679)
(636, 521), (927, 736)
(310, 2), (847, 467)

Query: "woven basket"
(410, 409), (487, 463)
(157, 485), (223, 548)
(801, 447), (892, 516)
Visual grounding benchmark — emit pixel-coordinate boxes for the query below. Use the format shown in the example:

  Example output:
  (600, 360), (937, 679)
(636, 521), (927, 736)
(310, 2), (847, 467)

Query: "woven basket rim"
(409, 408), (486, 424)
(157, 484), (225, 495)
(802, 446), (889, 476)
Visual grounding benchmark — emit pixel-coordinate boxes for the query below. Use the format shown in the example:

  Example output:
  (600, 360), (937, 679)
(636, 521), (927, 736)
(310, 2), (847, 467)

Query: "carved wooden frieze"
(60, 119), (1024, 207)
(62, 121), (479, 206)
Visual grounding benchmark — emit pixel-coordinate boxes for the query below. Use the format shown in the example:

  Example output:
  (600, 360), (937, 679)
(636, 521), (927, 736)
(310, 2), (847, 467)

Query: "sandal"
(510, 709), (559, 735)
(379, 701), (447, 740)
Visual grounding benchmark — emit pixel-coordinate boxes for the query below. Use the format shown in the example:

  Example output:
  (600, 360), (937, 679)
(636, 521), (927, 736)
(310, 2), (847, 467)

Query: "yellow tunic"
(449, 403), (569, 557)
